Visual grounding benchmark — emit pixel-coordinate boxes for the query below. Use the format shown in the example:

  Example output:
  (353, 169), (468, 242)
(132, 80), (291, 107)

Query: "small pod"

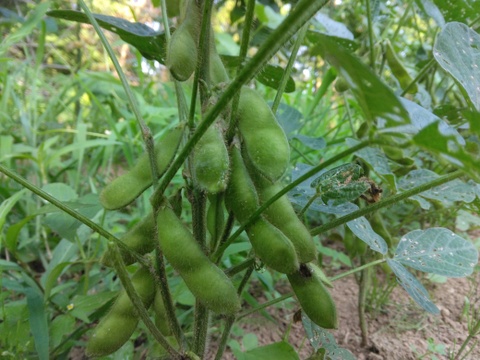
(237, 87), (290, 181)
(102, 213), (155, 267)
(225, 147), (299, 274)
(166, 0), (200, 81)
(252, 175), (317, 264)
(385, 40), (417, 94)
(153, 288), (172, 336)
(86, 266), (156, 357)
(100, 126), (184, 210)
(157, 205), (241, 315)
(192, 122), (230, 193)
(287, 263), (337, 329)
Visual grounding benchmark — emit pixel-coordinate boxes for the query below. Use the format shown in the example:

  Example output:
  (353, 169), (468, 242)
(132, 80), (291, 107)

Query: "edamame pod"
(192, 122), (230, 193)
(86, 266), (156, 357)
(225, 147), (299, 274)
(100, 126), (184, 210)
(102, 213), (155, 267)
(157, 205), (240, 314)
(237, 87), (290, 181)
(385, 40), (417, 94)
(287, 263), (337, 329)
(166, 0), (200, 81)
(252, 175), (317, 264)
(153, 288), (172, 336)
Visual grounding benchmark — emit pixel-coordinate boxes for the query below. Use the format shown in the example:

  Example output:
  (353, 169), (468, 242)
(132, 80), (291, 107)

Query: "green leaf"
(302, 313), (355, 359)
(26, 289), (49, 360)
(394, 228), (478, 277)
(307, 30), (359, 53)
(43, 262), (72, 300)
(50, 314), (75, 349)
(386, 259), (440, 314)
(415, 0), (445, 27)
(313, 13), (354, 40)
(69, 291), (117, 323)
(433, 22), (480, 111)
(0, 2), (50, 57)
(432, 0), (480, 23)
(0, 189), (27, 242)
(221, 55), (296, 92)
(311, 33), (409, 126)
(275, 103), (304, 136)
(236, 341), (300, 360)
(293, 135), (326, 150)
(46, 10), (167, 62)
(346, 217), (388, 255)
(5, 216), (35, 253)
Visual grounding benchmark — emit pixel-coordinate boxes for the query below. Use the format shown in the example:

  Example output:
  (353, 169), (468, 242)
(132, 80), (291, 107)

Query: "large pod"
(100, 126), (184, 210)
(225, 147), (299, 274)
(157, 205), (240, 315)
(252, 175), (317, 264)
(192, 122), (230, 193)
(102, 213), (156, 267)
(86, 266), (156, 357)
(287, 263), (337, 329)
(166, 0), (200, 81)
(237, 87), (290, 181)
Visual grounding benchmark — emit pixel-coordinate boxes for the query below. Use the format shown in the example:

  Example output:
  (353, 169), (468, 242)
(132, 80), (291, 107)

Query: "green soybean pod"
(192, 122), (230, 193)
(153, 288), (172, 336)
(287, 263), (337, 329)
(237, 87), (290, 181)
(157, 205), (240, 314)
(102, 213), (155, 267)
(385, 40), (417, 94)
(166, 0), (200, 81)
(86, 266), (156, 357)
(252, 175), (317, 264)
(100, 126), (184, 210)
(225, 147), (299, 274)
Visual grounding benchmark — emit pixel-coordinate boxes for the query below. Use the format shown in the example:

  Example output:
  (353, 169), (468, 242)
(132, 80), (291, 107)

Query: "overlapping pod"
(252, 175), (317, 264)
(237, 87), (290, 181)
(101, 213), (155, 267)
(157, 205), (240, 314)
(192, 121), (229, 193)
(287, 263), (337, 329)
(86, 266), (156, 357)
(100, 126), (183, 210)
(225, 146), (299, 274)
(166, 0), (201, 81)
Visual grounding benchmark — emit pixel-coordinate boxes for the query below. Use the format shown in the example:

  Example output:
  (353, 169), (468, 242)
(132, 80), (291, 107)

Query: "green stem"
(391, 0), (414, 44)
(358, 256), (370, 346)
(272, 23), (309, 115)
(0, 164), (150, 268)
(305, 67), (337, 119)
(365, 0), (375, 69)
(310, 170), (464, 236)
(151, 0), (331, 208)
(237, 293), (294, 320)
(225, 258), (256, 277)
(226, 0), (256, 142)
(110, 244), (182, 359)
(456, 318), (480, 360)
(192, 301), (210, 357)
(400, 58), (436, 96)
(330, 259), (386, 282)
(213, 140), (372, 262)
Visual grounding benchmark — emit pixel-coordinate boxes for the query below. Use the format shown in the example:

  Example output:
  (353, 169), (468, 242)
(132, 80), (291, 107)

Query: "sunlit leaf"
(235, 341), (300, 360)
(386, 259), (440, 314)
(347, 217), (388, 255)
(432, 0), (480, 23)
(26, 289), (49, 360)
(394, 228), (478, 277)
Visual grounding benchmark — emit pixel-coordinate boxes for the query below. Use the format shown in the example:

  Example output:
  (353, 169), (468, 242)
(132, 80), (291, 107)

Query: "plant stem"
(365, 0), (375, 70)
(110, 243), (182, 359)
(0, 164), (150, 268)
(213, 140), (372, 262)
(225, 258), (256, 277)
(400, 58), (436, 96)
(151, 0), (331, 208)
(310, 170), (464, 235)
(272, 22), (309, 115)
(456, 318), (480, 360)
(358, 256), (370, 346)
(192, 300), (210, 357)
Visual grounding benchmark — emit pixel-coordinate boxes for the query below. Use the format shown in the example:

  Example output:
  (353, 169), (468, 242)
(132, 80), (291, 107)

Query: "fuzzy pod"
(102, 213), (155, 267)
(100, 126), (184, 210)
(192, 122), (230, 193)
(252, 175), (317, 264)
(86, 266), (156, 357)
(157, 205), (240, 314)
(206, 194), (225, 243)
(287, 263), (337, 329)
(153, 288), (172, 336)
(237, 87), (290, 181)
(225, 147), (299, 274)
(166, 0), (200, 81)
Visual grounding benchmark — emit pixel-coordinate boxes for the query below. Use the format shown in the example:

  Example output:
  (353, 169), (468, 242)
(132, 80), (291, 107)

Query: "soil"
(217, 265), (480, 360)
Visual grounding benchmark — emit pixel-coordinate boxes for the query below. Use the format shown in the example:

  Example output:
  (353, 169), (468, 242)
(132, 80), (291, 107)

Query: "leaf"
(307, 30), (359, 53)
(432, 0), (480, 23)
(433, 22), (480, 111)
(69, 291), (117, 323)
(394, 228), (478, 277)
(46, 10), (167, 62)
(50, 314), (75, 349)
(386, 259), (440, 314)
(313, 13), (354, 40)
(311, 33), (409, 126)
(399, 169), (477, 204)
(5, 216), (35, 253)
(26, 289), (49, 360)
(0, 189), (27, 240)
(221, 55), (296, 92)
(275, 103), (304, 136)
(347, 217), (388, 255)
(0, 2), (50, 57)
(235, 341), (300, 360)
(293, 135), (326, 150)
(415, 0), (445, 27)
(311, 163), (363, 190)
(302, 313), (355, 359)
(43, 262), (72, 300)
